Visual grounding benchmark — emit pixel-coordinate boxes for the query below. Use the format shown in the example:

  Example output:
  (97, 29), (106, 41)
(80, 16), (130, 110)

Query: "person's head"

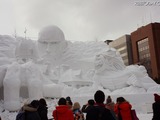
(66, 96), (71, 101)
(88, 99), (95, 106)
(66, 100), (73, 110)
(154, 93), (160, 102)
(58, 97), (66, 105)
(73, 102), (81, 110)
(66, 96), (73, 107)
(39, 98), (47, 106)
(30, 100), (39, 108)
(116, 97), (125, 103)
(94, 90), (105, 103)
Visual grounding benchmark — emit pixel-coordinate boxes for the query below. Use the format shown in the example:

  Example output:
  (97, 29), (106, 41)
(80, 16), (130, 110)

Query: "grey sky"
(0, 0), (160, 41)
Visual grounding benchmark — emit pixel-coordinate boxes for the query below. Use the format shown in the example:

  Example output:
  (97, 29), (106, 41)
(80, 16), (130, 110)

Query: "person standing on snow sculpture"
(152, 93), (160, 120)
(114, 97), (132, 120)
(86, 90), (115, 120)
(52, 97), (74, 120)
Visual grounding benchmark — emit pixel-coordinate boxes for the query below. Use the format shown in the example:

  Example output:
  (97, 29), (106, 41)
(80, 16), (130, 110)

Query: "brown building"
(109, 35), (133, 66)
(131, 22), (160, 82)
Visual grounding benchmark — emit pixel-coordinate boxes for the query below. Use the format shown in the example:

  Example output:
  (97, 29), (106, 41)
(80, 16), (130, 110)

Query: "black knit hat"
(58, 97), (66, 105)
(94, 90), (105, 103)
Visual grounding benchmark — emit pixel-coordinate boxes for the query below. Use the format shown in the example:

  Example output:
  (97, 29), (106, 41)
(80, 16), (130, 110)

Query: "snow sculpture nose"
(46, 43), (51, 53)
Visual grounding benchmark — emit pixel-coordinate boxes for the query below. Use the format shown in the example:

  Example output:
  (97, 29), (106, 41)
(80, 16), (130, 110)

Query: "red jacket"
(52, 105), (74, 120)
(114, 102), (132, 120)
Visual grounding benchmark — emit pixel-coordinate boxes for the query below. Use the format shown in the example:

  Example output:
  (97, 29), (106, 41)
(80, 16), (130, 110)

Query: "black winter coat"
(86, 105), (115, 120)
(25, 111), (41, 120)
(38, 104), (48, 120)
(81, 105), (94, 113)
(22, 104), (41, 120)
(152, 101), (160, 120)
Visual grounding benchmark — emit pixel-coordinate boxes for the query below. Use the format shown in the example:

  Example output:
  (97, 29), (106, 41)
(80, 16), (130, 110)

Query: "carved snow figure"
(0, 25), (160, 112)
(37, 25), (68, 67)
(3, 38), (62, 111)
(93, 49), (128, 91)
(3, 39), (43, 111)
(93, 49), (158, 91)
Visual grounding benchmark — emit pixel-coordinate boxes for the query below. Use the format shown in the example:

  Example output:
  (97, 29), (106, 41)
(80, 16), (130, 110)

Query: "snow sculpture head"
(94, 49), (125, 73)
(15, 38), (39, 63)
(38, 25), (68, 66)
(38, 25), (65, 43)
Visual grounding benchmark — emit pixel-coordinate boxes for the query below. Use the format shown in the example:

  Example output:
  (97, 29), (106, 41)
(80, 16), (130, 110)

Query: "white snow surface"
(0, 25), (159, 119)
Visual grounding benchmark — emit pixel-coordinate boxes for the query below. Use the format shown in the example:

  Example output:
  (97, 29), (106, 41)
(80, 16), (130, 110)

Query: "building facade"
(131, 22), (160, 82)
(109, 35), (133, 66)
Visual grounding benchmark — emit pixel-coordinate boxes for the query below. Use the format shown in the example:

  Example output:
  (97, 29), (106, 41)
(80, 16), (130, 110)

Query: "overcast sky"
(0, 0), (160, 41)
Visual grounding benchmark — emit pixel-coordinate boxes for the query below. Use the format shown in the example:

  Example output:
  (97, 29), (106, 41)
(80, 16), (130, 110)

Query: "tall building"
(131, 22), (160, 82)
(109, 35), (133, 65)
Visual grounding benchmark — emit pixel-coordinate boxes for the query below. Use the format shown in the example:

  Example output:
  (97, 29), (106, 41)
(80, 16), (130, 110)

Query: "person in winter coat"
(105, 96), (117, 120)
(52, 97), (74, 120)
(114, 97), (132, 120)
(106, 95), (115, 111)
(24, 100), (41, 120)
(152, 93), (160, 120)
(38, 98), (48, 120)
(66, 96), (73, 110)
(86, 90), (115, 120)
(81, 99), (95, 113)
(73, 102), (84, 120)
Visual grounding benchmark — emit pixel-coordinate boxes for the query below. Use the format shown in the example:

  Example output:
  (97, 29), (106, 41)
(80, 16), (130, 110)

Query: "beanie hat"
(94, 90), (105, 103)
(154, 93), (160, 102)
(58, 97), (66, 105)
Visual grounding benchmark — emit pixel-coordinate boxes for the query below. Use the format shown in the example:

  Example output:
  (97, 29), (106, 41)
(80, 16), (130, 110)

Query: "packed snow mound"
(38, 25), (65, 42)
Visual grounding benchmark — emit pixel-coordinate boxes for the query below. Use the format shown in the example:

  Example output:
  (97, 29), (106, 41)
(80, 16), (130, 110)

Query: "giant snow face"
(37, 25), (68, 65)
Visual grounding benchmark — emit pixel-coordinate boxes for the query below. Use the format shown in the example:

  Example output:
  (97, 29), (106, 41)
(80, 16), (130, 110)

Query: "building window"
(137, 38), (152, 76)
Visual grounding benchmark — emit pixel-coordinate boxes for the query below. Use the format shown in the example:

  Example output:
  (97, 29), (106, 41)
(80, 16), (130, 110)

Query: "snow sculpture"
(59, 66), (93, 88)
(3, 38), (62, 111)
(3, 62), (21, 111)
(93, 49), (128, 91)
(0, 35), (17, 99)
(15, 37), (39, 63)
(37, 25), (68, 67)
(93, 49), (158, 91)
(1, 25), (160, 112)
